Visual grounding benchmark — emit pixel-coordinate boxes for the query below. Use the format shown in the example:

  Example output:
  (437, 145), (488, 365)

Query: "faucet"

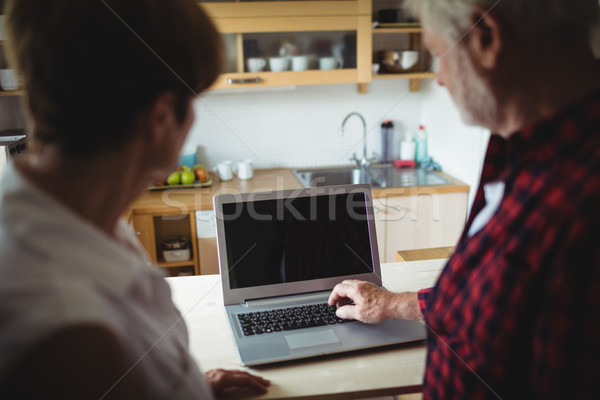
(340, 112), (377, 170)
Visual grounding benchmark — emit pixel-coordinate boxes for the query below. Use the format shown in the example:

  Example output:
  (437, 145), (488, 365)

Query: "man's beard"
(449, 47), (504, 130)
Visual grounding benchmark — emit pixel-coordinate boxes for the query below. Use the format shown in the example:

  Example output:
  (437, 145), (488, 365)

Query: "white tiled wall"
(187, 79), (423, 170)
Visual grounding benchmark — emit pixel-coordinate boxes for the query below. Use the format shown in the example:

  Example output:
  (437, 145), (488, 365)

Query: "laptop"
(213, 184), (425, 366)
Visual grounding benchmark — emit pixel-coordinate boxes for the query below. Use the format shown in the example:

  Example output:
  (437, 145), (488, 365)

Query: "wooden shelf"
(0, 90), (24, 97)
(157, 260), (195, 268)
(372, 27), (423, 34)
(373, 71), (436, 80)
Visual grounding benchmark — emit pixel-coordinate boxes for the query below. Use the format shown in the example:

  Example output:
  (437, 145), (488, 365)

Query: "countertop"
(128, 168), (469, 215)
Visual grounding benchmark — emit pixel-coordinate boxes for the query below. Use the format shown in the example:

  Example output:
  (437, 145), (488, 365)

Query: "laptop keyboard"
(237, 302), (355, 336)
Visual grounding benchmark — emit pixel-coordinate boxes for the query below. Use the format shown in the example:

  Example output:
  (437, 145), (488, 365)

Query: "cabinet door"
(131, 214), (157, 263)
(200, 0), (372, 89)
(375, 192), (468, 262)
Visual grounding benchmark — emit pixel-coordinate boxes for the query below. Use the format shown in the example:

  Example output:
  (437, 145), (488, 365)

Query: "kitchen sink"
(292, 164), (452, 188)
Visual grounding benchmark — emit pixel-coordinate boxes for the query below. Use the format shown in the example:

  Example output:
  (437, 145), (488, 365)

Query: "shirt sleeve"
(417, 288), (433, 315)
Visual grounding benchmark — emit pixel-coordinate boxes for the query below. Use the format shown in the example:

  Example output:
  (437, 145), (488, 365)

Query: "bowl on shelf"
(380, 50), (419, 73)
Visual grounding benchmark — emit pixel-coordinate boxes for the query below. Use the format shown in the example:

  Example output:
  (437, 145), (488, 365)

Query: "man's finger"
(328, 282), (357, 306)
(335, 304), (357, 320)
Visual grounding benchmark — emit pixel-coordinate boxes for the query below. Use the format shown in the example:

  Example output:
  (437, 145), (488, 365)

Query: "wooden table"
(396, 246), (456, 262)
(166, 259), (446, 399)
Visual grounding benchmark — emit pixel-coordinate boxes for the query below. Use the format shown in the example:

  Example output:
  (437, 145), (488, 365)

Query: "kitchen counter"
(128, 168), (469, 215)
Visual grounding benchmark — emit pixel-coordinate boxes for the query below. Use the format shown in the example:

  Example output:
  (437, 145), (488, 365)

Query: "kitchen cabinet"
(373, 190), (468, 263)
(131, 211), (201, 276)
(199, 0), (436, 93)
(370, 0), (436, 92)
(200, 0), (372, 91)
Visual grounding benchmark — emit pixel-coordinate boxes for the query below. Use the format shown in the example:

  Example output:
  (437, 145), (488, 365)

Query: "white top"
(467, 180), (506, 237)
(0, 163), (213, 399)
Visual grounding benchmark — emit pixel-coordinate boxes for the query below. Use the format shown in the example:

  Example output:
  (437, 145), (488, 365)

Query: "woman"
(0, 0), (269, 398)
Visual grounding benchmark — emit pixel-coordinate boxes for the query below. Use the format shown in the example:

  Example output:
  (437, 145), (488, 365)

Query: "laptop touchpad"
(284, 329), (340, 350)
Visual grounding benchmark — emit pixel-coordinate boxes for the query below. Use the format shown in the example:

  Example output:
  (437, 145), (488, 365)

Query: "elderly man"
(329, 0), (600, 398)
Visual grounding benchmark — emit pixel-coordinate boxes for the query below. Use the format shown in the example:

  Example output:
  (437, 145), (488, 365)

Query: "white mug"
(247, 57), (266, 73)
(291, 55), (309, 71)
(0, 69), (18, 91)
(318, 57), (341, 70)
(400, 51), (419, 70)
(269, 56), (290, 72)
(216, 160), (233, 181)
(233, 160), (254, 180)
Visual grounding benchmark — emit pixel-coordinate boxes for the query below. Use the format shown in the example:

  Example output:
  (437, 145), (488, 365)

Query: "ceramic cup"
(372, 63), (380, 75)
(216, 160), (234, 181)
(247, 57), (267, 73)
(400, 50), (419, 70)
(233, 160), (254, 180)
(291, 55), (310, 71)
(0, 69), (18, 91)
(269, 56), (290, 72)
(318, 56), (341, 70)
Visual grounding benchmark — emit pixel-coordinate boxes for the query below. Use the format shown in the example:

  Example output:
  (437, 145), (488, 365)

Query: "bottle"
(415, 124), (428, 163)
(400, 132), (416, 161)
(380, 120), (394, 163)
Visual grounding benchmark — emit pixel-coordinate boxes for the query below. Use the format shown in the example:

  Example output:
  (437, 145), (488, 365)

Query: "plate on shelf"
(148, 178), (212, 191)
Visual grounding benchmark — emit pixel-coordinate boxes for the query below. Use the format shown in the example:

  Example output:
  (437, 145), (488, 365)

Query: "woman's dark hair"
(5, 0), (222, 155)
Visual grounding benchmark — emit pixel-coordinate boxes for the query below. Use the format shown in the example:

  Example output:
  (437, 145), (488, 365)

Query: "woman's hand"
(205, 368), (270, 397)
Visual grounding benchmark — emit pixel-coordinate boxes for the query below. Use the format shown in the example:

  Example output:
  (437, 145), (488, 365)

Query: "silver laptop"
(213, 184), (425, 366)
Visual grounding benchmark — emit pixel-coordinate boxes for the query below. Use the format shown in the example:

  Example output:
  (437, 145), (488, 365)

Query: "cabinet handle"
(226, 77), (261, 85)
(135, 231), (141, 236)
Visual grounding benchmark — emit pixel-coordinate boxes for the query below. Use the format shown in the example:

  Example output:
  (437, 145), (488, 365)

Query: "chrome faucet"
(340, 112), (377, 170)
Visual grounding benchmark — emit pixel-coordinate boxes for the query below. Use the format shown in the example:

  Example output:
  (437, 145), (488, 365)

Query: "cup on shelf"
(247, 57), (267, 73)
(372, 63), (380, 75)
(0, 69), (19, 91)
(380, 50), (419, 73)
(318, 56), (342, 70)
(400, 50), (419, 70)
(269, 56), (290, 72)
(233, 160), (254, 180)
(291, 55), (310, 71)
(215, 160), (234, 181)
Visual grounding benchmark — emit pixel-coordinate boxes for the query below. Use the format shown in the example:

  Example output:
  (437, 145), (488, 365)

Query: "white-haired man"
(329, 1), (600, 398)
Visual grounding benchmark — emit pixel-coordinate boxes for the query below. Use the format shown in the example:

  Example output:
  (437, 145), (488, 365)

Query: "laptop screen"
(221, 191), (374, 289)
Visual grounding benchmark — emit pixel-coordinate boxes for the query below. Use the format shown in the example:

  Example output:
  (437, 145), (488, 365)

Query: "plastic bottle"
(415, 124), (428, 163)
(380, 120), (394, 163)
(400, 132), (416, 161)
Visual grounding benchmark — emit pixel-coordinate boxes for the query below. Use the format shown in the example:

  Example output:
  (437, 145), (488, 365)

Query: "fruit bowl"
(149, 164), (212, 190)
(148, 178), (212, 191)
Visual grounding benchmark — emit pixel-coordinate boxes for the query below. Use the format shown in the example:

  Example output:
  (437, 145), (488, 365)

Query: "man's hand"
(328, 280), (422, 323)
(205, 368), (270, 397)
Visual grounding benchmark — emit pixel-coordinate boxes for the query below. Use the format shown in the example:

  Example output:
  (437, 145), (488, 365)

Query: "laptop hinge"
(243, 291), (330, 308)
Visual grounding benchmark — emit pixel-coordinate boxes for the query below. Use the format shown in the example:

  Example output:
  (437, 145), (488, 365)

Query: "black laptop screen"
(221, 192), (374, 289)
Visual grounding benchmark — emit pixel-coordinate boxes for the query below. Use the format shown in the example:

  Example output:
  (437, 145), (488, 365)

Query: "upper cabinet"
(200, 0), (373, 91)
(199, 0), (436, 93)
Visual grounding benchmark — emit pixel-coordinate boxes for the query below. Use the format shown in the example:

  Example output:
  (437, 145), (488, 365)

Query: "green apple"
(181, 170), (196, 185)
(167, 171), (181, 185)
(192, 164), (205, 170)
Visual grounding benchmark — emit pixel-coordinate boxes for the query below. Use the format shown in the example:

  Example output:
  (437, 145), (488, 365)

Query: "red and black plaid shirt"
(417, 88), (600, 399)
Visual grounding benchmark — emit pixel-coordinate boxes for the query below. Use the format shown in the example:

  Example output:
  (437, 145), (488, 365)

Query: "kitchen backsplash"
(186, 79), (422, 170)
